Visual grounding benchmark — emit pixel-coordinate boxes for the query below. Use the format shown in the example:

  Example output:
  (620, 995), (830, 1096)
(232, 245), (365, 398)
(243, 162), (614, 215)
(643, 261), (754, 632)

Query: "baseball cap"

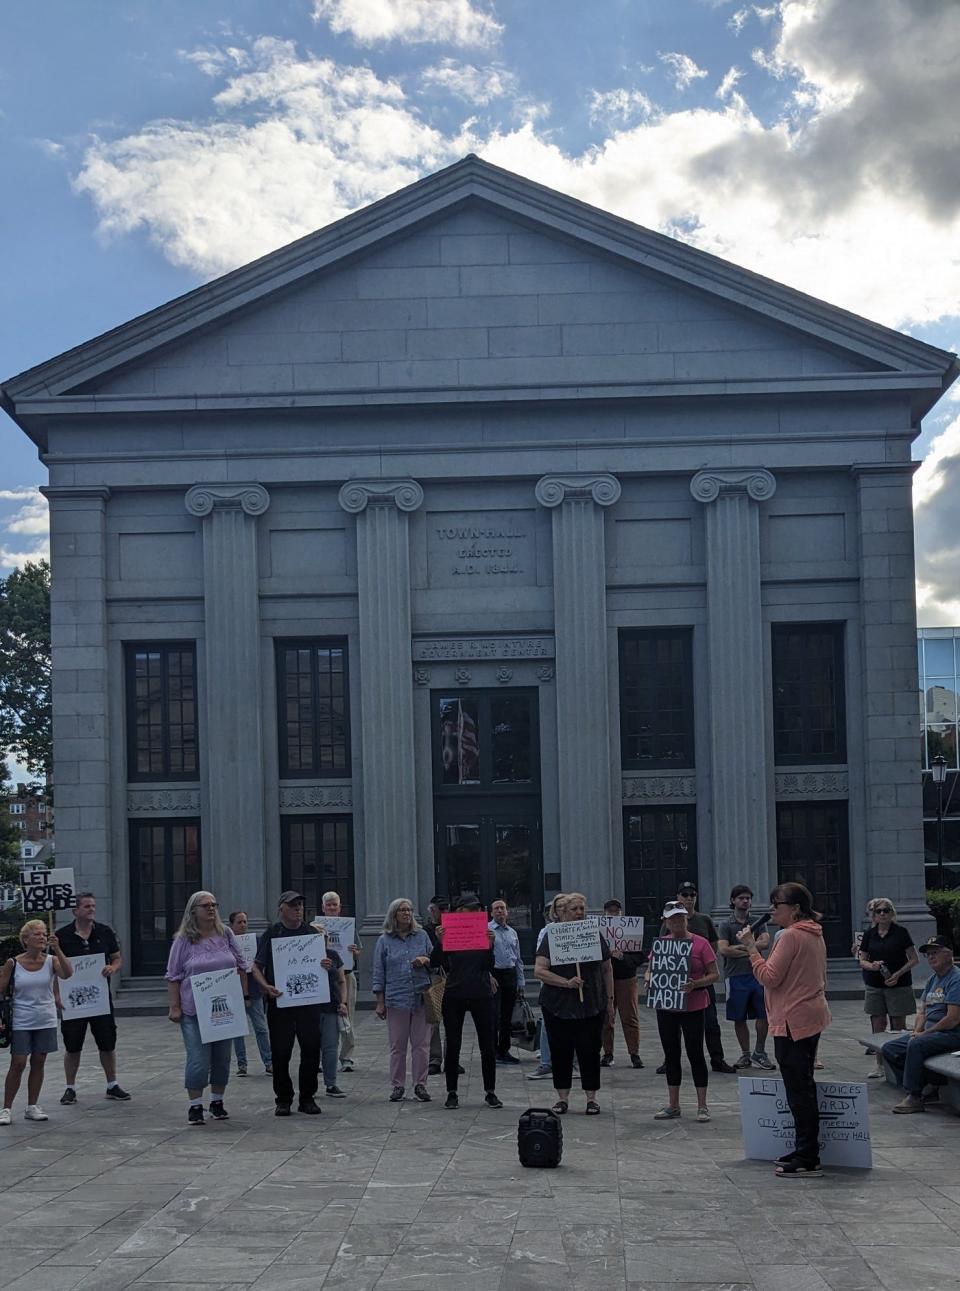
(677, 881), (697, 894)
(278, 890), (304, 905)
(661, 901), (688, 919)
(918, 935), (954, 955)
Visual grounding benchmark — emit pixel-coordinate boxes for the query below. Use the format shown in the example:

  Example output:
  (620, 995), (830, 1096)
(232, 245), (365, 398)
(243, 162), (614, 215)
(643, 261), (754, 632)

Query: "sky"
(1, 0), (959, 633)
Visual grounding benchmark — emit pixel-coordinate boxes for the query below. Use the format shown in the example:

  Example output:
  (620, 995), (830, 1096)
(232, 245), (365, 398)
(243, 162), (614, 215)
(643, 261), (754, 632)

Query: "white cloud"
(312, 0), (502, 47)
(659, 51), (709, 91)
(914, 416), (960, 626)
(420, 59), (517, 105)
(588, 88), (654, 127)
(0, 489), (49, 574)
(180, 45), (252, 77)
(716, 66), (744, 100)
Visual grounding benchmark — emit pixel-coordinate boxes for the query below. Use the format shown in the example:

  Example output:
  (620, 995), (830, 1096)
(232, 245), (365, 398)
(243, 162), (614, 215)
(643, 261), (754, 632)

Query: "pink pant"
(386, 1006), (431, 1089)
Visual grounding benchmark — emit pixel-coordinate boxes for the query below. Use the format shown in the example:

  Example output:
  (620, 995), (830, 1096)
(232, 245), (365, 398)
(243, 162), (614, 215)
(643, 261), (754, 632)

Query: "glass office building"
(919, 628), (960, 888)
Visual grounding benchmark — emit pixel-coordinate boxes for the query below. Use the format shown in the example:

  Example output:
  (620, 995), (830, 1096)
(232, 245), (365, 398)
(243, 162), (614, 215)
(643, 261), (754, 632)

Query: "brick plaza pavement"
(0, 1000), (958, 1291)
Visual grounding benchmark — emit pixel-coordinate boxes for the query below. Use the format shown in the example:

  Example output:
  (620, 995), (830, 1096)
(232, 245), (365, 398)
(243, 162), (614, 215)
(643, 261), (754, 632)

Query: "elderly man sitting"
(882, 936), (960, 1114)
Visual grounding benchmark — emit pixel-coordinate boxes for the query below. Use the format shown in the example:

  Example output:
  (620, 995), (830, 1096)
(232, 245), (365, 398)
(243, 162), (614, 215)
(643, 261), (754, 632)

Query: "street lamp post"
(931, 753), (947, 890)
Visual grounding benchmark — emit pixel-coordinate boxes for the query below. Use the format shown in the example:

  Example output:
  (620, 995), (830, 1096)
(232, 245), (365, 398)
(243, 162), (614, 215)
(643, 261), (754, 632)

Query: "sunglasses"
(874, 906), (893, 914)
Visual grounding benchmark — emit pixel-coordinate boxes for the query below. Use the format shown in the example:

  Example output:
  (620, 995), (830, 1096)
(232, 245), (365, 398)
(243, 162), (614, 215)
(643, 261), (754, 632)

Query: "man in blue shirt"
(489, 900), (525, 1064)
(883, 936), (960, 1113)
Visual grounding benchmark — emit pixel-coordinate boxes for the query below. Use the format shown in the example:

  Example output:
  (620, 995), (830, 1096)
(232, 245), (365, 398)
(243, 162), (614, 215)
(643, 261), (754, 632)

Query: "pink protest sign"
(441, 912), (490, 951)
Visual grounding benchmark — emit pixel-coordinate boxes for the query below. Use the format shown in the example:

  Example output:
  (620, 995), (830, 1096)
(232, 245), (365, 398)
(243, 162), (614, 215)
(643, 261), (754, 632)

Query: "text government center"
(3, 157), (956, 974)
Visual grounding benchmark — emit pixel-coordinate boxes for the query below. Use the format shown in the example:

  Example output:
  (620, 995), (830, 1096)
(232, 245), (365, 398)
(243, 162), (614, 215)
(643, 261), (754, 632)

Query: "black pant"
(542, 1010), (603, 1091)
(267, 1002), (321, 1106)
(775, 1031), (821, 1164)
(492, 969), (518, 1055)
(656, 1009), (709, 1088)
(704, 985), (725, 1064)
(442, 995), (497, 1093)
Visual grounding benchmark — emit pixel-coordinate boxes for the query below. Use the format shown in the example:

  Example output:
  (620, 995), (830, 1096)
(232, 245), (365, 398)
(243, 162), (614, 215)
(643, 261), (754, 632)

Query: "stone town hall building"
(3, 157), (956, 973)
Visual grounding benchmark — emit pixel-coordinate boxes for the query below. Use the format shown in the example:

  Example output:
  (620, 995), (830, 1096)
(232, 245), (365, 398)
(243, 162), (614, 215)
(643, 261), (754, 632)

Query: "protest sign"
(61, 954), (111, 1020)
(739, 1077), (872, 1169)
(546, 918), (602, 966)
(193, 967), (249, 1044)
(272, 934), (331, 1008)
(441, 912), (490, 951)
(852, 930), (864, 960)
(645, 937), (692, 1011)
(20, 867), (75, 914)
(232, 932), (259, 971)
(599, 916), (645, 954)
(312, 916), (356, 970)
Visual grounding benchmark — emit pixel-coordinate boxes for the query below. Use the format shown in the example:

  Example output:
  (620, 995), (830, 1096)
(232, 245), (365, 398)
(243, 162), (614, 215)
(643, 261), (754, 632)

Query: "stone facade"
(4, 157), (956, 967)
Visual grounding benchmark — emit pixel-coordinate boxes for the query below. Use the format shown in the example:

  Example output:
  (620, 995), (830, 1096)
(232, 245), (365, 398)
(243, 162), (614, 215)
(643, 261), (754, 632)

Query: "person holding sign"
(165, 891), (248, 1125)
(0, 921), (73, 1125)
(736, 882), (830, 1178)
(599, 898), (644, 1070)
(432, 895), (502, 1110)
(56, 891), (130, 1105)
(372, 898), (434, 1103)
(322, 891), (361, 1074)
(534, 893), (613, 1116)
(227, 912), (272, 1077)
(647, 902), (718, 1123)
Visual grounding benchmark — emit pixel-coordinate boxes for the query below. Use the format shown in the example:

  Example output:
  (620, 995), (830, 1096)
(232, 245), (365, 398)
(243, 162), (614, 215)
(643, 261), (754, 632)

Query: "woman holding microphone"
(737, 881), (830, 1179)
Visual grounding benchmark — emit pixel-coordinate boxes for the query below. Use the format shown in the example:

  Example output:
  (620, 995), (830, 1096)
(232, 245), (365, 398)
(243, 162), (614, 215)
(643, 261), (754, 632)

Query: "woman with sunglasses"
(857, 898), (919, 1078)
(737, 883), (830, 1178)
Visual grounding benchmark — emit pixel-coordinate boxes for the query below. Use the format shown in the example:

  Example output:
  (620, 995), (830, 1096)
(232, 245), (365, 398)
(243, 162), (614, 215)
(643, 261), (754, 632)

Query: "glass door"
(129, 819), (201, 974)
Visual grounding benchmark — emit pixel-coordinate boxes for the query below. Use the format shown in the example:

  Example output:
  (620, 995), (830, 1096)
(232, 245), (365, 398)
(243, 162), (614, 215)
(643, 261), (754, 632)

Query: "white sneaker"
(0, 1108), (11, 1126)
(24, 1105), (48, 1121)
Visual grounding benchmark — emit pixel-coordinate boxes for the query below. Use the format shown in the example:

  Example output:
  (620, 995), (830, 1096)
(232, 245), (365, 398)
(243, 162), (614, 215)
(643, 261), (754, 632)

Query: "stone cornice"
(338, 480), (424, 514)
(690, 469), (776, 503)
(535, 473), (621, 508)
(185, 483), (270, 517)
(40, 486), (111, 503)
(850, 462), (921, 480)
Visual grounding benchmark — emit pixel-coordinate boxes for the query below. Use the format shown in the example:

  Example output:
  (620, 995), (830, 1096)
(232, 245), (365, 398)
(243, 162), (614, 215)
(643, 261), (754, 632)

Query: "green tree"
(0, 776), (21, 886)
(0, 560), (51, 781)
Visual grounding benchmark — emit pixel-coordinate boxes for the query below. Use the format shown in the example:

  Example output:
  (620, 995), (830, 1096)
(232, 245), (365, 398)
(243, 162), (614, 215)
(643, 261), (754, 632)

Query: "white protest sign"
(233, 932), (259, 971)
(20, 867), (76, 914)
(61, 954), (111, 1020)
(273, 934), (331, 1008)
(599, 916), (645, 954)
(739, 1076), (872, 1169)
(312, 917), (355, 971)
(646, 937), (692, 1012)
(192, 967), (249, 1044)
(546, 918), (602, 966)
(852, 929), (864, 960)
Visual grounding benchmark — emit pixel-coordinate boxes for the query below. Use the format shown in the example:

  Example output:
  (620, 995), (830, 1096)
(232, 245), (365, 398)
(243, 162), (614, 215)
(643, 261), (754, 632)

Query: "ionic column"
(339, 480), (423, 920)
(185, 484), (270, 917)
(690, 469), (776, 909)
(536, 473), (621, 898)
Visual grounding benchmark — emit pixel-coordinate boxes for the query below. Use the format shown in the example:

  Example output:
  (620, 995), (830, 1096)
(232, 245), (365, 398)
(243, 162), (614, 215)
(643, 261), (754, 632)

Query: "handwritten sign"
(61, 954), (111, 1020)
(739, 1077), (872, 1169)
(441, 912), (490, 951)
(599, 916), (645, 954)
(232, 933), (259, 971)
(546, 918), (602, 966)
(20, 867), (75, 914)
(852, 930), (864, 960)
(646, 937), (692, 1012)
(272, 934), (331, 1009)
(312, 917), (356, 971)
(193, 967), (249, 1044)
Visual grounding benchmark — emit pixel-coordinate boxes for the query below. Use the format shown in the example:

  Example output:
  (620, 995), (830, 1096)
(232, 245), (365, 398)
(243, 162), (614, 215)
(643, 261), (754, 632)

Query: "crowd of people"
(2, 879), (957, 1180)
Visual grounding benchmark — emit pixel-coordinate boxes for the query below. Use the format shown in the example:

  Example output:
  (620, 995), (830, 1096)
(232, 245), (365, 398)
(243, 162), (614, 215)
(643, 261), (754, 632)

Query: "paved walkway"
(0, 1000), (958, 1291)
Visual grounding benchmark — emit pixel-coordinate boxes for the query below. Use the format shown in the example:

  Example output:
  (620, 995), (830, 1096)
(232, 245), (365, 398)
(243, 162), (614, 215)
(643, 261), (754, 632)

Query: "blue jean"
(882, 1028), (960, 1095)
(234, 997), (272, 1068)
(319, 1012), (339, 1089)
(538, 1012), (552, 1067)
(180, 1014), (231, 1093)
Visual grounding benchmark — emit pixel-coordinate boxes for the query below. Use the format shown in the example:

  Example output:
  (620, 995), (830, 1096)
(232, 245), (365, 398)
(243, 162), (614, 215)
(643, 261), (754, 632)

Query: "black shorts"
(60, 1012), (117, 1054)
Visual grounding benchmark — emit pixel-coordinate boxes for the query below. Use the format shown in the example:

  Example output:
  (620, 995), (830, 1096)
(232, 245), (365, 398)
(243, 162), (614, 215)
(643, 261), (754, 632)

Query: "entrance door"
(623, 806), (697, 947)
(776, 801), (851, 956)
(432, 688), (543, 957)
(129, 819), (201, 974)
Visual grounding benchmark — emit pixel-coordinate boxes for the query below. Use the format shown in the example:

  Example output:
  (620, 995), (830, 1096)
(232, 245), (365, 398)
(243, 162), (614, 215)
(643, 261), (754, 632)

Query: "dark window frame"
(618, 628), (695, 771)
(125, 642), (199, 783)
(432, 688), (541, 797)
(276, 638), (352, 780)
(280, 814), (355, 916)
(772, 621), (847, 766)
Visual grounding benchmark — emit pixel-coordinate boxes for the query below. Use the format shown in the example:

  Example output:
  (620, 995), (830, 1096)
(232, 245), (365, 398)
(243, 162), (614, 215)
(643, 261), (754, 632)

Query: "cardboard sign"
(272, 934), (331, 1008)
(232, 932), (259, 971)
(20, 867), (75, 914)
(599, 916), (645, 954)
(646, 937), (692, 1011)
(441, 912), (490, 951)
(546, 918), (603, 966)
(193, 967), (249, 1044)
(739, 1077), (872, 1169)
(312, 916), (356, 971)
(61, 954), (111, 1020)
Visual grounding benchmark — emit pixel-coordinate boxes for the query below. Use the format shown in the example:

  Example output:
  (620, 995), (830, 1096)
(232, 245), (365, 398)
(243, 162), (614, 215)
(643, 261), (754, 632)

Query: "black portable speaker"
(517, 1107), (563, 1168)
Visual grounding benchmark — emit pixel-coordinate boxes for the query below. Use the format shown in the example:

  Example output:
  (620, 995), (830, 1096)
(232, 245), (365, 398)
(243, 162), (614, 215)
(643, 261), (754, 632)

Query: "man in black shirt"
(56, 891), (131, 1103)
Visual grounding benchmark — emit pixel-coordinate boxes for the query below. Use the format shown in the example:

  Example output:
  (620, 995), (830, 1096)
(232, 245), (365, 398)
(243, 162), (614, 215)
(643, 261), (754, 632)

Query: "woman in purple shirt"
(165, 891), (247, 1125)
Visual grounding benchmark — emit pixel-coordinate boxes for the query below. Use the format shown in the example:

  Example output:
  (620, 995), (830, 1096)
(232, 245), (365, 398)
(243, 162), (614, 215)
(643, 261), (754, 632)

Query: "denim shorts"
(725, 973), (767, 1021)
(11, 1027), (58, 1056)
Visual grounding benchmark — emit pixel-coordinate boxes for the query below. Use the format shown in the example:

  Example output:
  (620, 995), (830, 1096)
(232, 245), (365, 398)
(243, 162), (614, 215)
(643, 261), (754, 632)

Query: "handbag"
(510, 996), (538, 1051)
(423, 971), (446, 1025)
(0, 957), (16, 1050)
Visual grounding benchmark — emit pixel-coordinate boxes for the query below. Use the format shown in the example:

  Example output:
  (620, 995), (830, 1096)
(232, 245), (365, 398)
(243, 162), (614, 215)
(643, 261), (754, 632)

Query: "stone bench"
(858, 1033), (960, 1112)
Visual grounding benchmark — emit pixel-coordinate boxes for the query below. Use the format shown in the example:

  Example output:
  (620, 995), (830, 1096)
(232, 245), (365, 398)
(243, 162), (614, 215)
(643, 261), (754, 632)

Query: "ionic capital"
(185, 483), (270, 517)
(535, 473), (621, 509)
(690, 469), (776, 504)
(338, 480), (424, 514)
